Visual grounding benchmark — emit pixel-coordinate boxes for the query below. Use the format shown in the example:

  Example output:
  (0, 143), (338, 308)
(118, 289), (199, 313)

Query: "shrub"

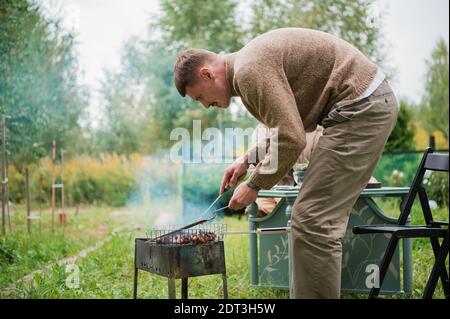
(374, 153), (422, 186)
(127, 155), (179, 204)
(181, 163), (226, 204)
(8, 154), (143, 207)
(425, 172), (449, 208)
(384, 169), (406, 187)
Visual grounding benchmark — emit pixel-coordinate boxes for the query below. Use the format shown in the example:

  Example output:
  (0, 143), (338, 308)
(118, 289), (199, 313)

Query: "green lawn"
(1, 198), (447, 299)
(0, 204), (131, 290)
(372, 197), (449, 299)
(2, 214), (288, 299)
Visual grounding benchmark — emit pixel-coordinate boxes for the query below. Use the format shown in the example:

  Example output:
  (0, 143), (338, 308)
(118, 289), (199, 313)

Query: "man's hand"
(228, 182), (258, 210)
(220, 156), (249, 194)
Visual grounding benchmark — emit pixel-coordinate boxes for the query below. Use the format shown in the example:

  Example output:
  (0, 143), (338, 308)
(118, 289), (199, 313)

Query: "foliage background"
(0, 0), (448, 301)
(0, 0), (448, 208)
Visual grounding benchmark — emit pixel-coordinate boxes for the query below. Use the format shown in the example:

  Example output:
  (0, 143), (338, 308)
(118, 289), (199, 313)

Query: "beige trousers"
(290, 80), (398, 299)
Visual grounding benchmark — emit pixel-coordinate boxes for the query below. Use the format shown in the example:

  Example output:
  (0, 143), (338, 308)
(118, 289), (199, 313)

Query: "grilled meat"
(155, 230), (217, 245)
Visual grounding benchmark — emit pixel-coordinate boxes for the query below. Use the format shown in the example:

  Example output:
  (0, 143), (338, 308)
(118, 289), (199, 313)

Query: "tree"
(94, 38), (186, 153)
(385, 100), (416, 152)
(99, 0), (387, 154)
(154, 0), (387, 137)
(0, 0), (87, 171)
(248, 0), (386, 65)
(97, 72), (144, 156)
(157, 0), (244, 53)
(150, 0), (249, 139)
(420, 39), (449, 140)
(98, 0), (248, 153)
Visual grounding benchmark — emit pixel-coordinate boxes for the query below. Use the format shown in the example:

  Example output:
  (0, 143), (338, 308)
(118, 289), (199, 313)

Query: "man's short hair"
(173, 49), (216, 97)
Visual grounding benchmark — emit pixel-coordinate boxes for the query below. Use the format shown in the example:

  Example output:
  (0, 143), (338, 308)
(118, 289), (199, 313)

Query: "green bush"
(425, 172), (449, 208)
(181, 163), (226, 203)
(374, 153), (422, 186)
(127, 156), (179, 204)
(384, 169), (406, 187)
(0, 237), (17, 266)
(8, 154), (141, 207)
(375, 152), (449, 208)
(180, 163), (241, 219)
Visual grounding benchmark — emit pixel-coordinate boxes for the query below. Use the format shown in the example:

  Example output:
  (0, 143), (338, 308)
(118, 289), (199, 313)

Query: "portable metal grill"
(133, 223), (228, 299)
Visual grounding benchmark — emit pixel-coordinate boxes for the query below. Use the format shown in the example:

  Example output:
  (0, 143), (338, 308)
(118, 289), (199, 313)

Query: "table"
(247, 187), (412, 295)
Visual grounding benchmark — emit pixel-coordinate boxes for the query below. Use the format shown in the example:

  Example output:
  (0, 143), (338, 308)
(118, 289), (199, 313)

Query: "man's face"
(185, 67), (231, 109)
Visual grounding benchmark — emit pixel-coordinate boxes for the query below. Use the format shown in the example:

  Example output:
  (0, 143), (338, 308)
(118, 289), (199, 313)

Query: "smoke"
(126, 152), (181, 228)
(126, 151), (231, 231)
(127, 120), (259, 230)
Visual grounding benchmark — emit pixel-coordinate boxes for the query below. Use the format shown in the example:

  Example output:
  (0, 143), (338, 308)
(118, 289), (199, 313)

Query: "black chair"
(353, 147), (449, 299)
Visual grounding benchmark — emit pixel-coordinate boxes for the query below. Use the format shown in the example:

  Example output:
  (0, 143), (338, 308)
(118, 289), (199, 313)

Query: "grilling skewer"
(211, 206), (229, 213)
(201, 192), (226, 218)
(148, 192), (227, 243)
(148, 213), (217, 243)
(148, 181), (258, 243)
(201, 176), (248, 218)
(224, 227), (291, 235)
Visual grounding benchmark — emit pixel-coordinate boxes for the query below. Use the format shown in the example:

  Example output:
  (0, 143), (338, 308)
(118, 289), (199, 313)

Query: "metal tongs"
(148, 193), (224, 242)
(148, 213), (217, 243)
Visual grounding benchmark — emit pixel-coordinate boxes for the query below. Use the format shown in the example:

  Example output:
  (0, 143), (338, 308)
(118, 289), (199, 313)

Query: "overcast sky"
(41, 0), (449, 107)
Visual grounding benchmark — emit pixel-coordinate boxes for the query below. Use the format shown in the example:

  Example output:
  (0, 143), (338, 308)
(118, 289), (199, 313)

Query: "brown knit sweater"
(224, 28), (379, 190)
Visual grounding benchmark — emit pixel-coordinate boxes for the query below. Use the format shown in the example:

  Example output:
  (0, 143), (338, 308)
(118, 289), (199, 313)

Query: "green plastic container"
(247, 187), (412, 295)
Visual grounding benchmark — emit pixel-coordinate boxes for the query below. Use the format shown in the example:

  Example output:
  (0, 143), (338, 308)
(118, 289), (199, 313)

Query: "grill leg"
(168, 278), (176, 299)
(222, 272), (228, 299)
(181, 278), (188, 299)
(133, 268), (138, 299)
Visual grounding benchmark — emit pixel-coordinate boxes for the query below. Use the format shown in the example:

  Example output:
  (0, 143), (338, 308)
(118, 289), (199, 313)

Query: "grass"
(372, 197), (448, 299)
(3, 215), (288, 299)
(0, 204), (131, 290)
(1, 198), (448, 299)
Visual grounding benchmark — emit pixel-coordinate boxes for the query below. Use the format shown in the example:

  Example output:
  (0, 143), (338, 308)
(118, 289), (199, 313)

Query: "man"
(173, 28), (398, 298)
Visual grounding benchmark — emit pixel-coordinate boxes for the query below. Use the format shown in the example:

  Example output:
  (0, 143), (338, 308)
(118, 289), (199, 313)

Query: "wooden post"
(5, 137), (12, 233)
(51, 140), (56, 233)
(1, 116), (6, 235)
(60, 148), (66, 230)
(5, 182), (11, 233)
(429, 135), (436, 150)
(39, 202), (42, 232)
(25, 167), (31, 234)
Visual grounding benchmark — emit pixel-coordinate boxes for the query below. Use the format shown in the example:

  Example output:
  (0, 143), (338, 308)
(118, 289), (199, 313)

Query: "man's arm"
(236, 66), (307, 190)
(219, 138), (269, 194)
(246, 136), (270, 165)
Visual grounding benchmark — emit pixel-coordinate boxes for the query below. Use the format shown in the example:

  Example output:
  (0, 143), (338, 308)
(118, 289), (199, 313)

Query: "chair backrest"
(424, 153), (449, 172)
(397, 148), (449, 225)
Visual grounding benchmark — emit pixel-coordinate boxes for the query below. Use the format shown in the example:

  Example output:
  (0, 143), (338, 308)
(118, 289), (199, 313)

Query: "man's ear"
(199, 67), (214, 81)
